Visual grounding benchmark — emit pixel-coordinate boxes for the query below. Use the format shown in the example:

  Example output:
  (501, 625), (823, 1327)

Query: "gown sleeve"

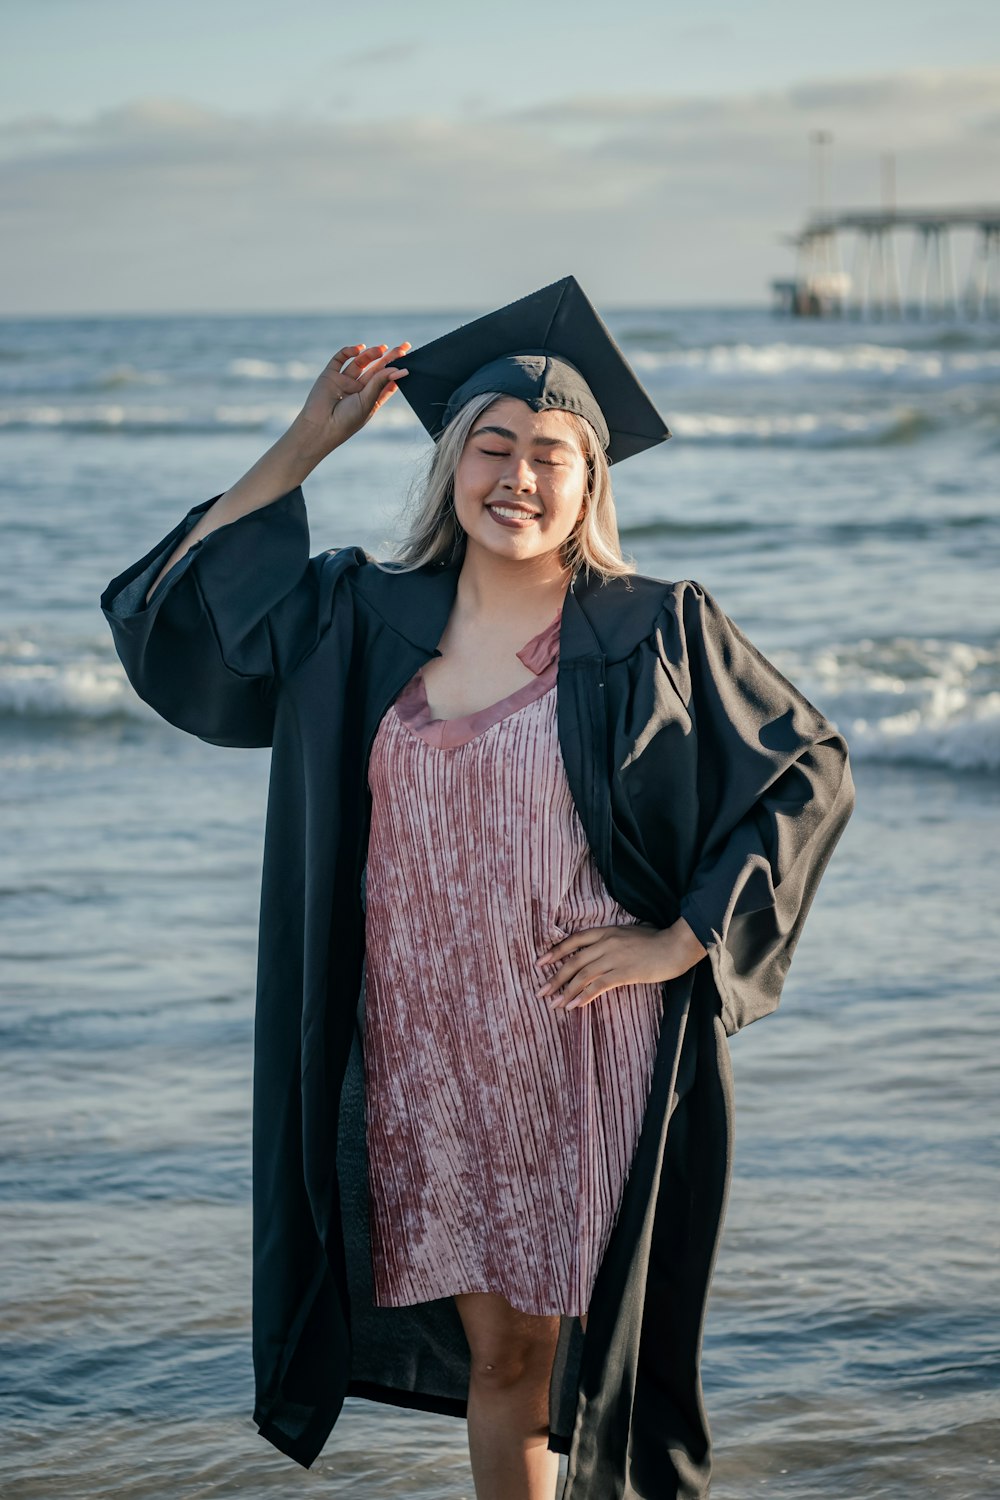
(100, 486), (319, 749)
(671, 580), (856, 1036)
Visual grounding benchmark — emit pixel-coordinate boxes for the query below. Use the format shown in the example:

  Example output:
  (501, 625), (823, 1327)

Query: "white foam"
(0, 654), (153, 722)
(96, 366), (168, 390)
(5, 631), (998, 774)
(843, 697), (1000, 772)
(631, 341), (1000, 386)
(227, 358), (314, 381)
(670, 406), (926, 446)
(800, 637), (1000, 774)
(0, 403), (302, 432)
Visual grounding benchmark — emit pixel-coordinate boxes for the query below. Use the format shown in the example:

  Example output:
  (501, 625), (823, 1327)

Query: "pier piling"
(773, 207), (1000, 320)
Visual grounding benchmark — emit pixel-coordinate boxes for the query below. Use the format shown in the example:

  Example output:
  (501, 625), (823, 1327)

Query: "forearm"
(144, 419), (327, 605)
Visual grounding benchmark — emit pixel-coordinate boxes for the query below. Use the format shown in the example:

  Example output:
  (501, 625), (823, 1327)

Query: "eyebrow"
(470, 424), (577, 451)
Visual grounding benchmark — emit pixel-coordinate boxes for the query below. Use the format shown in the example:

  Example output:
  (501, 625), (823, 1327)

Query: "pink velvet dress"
(362, 603), (664, 1318)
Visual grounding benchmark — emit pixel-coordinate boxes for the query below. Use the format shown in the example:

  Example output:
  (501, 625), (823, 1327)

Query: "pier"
(772, 206), (1000, 321)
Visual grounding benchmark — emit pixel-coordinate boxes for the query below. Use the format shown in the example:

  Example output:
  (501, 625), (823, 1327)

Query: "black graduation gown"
(100, 486), (855, 1499)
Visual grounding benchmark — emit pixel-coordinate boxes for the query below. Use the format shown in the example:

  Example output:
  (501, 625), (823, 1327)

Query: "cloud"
(513, 65), (1000, 148)
(2, 66), (998, 313)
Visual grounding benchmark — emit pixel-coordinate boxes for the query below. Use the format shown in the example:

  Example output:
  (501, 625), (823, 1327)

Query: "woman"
(102, 278), (855, 1500)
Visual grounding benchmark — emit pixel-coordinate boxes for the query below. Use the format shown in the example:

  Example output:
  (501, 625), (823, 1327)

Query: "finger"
(325, 344), (366, 374)
(363, 366), (409, 418)
(536, 935), (611, 992)
(536, 954), (584, 997)
(366, 365), (409, 396)
(339, 344), (385, 378)
(324, 346), (388, 401)
(354, 341), (410, 373)
(562, 968), (619, 1010)
(564, 985), (607, 1011)
(357, 342), (412, 383)
(548, 961), (618, 1010)
(536, 927), (608, 967)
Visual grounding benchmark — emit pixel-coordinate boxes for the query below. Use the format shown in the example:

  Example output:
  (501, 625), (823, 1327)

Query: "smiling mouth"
(486, 503), (541, 520)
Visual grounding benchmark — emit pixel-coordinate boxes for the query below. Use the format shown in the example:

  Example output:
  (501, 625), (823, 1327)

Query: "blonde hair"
(372, 392), (637, 583)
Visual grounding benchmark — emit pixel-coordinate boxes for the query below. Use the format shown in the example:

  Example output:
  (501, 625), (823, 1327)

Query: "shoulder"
(309, 543), (372, 581)
(297, 544), (373, 638)
(306, 546), (462, 654)
(574, 569), (714, 664)
(306, 543), (417, 611)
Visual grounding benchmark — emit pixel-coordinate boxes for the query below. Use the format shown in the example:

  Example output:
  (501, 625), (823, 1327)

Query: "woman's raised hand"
(292, 342), (410, 460)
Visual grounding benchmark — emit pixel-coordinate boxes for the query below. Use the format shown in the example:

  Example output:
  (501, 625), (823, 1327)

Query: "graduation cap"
(398, 274), (671, 465)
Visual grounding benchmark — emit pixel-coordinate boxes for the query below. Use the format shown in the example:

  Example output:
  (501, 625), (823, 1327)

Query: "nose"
(500, 457), (537, 493)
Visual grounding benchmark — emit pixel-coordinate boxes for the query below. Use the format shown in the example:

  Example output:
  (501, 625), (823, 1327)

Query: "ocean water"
(0, 304), (997, 1498)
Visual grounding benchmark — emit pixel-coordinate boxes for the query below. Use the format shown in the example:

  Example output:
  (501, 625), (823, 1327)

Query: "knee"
(456, 1293), (561, 1396)
(468, 1331), (556, 1391)
(469, 1343), (532, 1390)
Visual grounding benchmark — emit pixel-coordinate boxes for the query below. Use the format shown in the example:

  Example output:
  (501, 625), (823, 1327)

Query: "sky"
(2, 0), (999, 315)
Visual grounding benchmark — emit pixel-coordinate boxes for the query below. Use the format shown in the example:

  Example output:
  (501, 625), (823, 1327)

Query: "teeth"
(489, 506), (537, 520)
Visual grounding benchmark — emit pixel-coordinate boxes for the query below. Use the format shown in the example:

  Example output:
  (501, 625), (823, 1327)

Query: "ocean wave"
(670, 406), (931, 447)
(0, 399), (940, 447)
(804, 637), (1000, 775)
(631, 341), (1000, 385)
(0, 743), (123, 773)
(619, 518), (758, 540)
(621, 511), (995, 543)
(0, 641), (151, 724)
(617, 326), (684, 350)
(0, 365), (170, 397)
(0, 403), (302, 435)
(4, 633), (999, 775)
(226, 357), (314, 381)
(841, 703), (1000, 773)
(96, 365), (168, 390)
(898, 327), (1000, 352)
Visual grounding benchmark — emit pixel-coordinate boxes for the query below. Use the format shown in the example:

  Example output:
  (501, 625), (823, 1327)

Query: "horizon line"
(0, 299), (774, 324)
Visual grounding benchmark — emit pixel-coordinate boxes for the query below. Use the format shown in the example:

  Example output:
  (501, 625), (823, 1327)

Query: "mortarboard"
(397, 275), (671, 465)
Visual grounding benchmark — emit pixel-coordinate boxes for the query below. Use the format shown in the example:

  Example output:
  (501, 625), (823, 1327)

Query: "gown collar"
(352, 553), (662, 665)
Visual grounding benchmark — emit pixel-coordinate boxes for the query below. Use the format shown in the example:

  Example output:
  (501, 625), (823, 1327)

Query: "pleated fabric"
(362, 606), (664, 1318)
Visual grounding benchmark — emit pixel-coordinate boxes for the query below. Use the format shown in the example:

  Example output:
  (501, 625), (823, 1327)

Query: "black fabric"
(100, 488), (855, 1498)
(397, 274), (672, 464)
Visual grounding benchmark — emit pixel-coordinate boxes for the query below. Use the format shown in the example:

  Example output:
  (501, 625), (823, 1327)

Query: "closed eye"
(480, 448), (561, 465)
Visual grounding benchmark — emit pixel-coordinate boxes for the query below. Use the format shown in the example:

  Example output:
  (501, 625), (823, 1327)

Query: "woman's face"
(452, 397), (588, 569)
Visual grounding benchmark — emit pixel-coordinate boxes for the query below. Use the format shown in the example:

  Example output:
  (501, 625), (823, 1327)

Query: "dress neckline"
(393, 605), (562, 751)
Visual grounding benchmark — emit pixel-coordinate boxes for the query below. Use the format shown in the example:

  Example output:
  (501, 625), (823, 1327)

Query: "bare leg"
(454, 1291), (563, 1500)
